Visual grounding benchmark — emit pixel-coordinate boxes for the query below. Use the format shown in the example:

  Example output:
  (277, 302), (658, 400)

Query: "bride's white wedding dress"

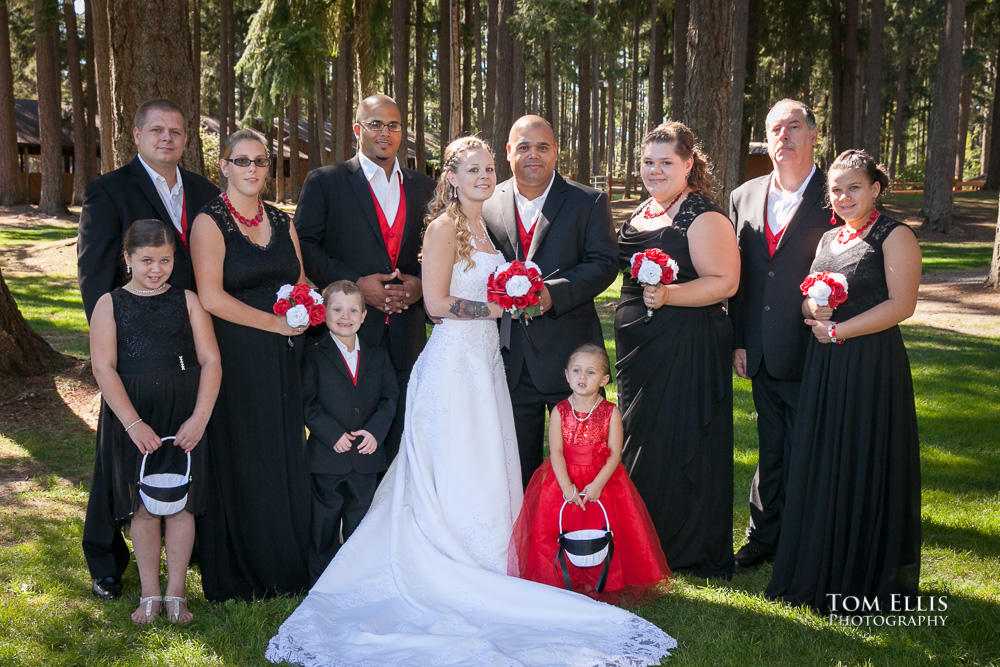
(267, 250), (676, 666)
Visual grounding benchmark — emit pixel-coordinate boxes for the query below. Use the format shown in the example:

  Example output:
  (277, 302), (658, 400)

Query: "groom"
(483, 115), (618, 489)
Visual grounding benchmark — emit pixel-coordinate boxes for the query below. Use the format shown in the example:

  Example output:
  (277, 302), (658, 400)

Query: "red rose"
(513, 295), (528, 309)
(661, 266), (676, 284)
(645, 248), (667, 265)
(526, 267), (541, 280)
(799, 275), (817, 294)
(508, 262), (528, 276)
(309, 304), (326, 326)
(526, 292), (539, 306)
(630, 256), (644, 276)
(273, 300), (291, 316)
(499, 295), (514, 309)
(494, 272), (510, 290)
(828, 284), (847, 308)
(290, 283), (312, 305)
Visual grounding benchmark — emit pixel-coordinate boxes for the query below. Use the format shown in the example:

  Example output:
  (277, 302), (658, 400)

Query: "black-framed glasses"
(358, 120), (403, 133)
(224, 157), (272, 168)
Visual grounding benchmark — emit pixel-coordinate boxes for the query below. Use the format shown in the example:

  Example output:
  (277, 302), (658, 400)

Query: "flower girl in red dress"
(509, 344), (672, 605)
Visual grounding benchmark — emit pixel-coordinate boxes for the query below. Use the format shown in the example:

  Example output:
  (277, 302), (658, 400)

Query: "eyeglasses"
(224, 157), (272, 168)
(358, 120), (403, 133)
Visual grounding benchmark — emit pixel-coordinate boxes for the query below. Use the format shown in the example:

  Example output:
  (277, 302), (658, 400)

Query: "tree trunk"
(671, 0), (688, 118)
(491, 0), (516, 182)
(33, 0), (67, 215)
(106, 0), (201, 172)
(219, 0), (232, 144)
(861, 0), (885, 161)
(889, 12), (911, 181)
(84, 0), (98, 178)
(288, 94), (301, 202)
(263, 116), (275, 200)
(737, 0), (761, 188)
(831, 0), (860, 152)
(439, 0), (452, 151)
(921, 0), (966, 233)
(606, 71), (615, 179)
(512, 33), (525, 121)
(451, 0), (462, 136)
(624, 0), (640, 197)
(955, 25), (973, 180)
(91, 0), (114, 173)
(985, 39), (1000, 189)
(727, 0), (748, 199)
(473, 0), (483, 132)
(987, 196), (1000, 288)
(63, 0), (88, 204)
(275, 108), (285, 202)
(0, 270), (70, 378)
(354, 0), (376, 98)
(0, 0), (26, 205)
(307, 93), (319, 173)
(484, 0), (497, 146)
(544, 31), (556, 144)
(413, 0), (425, 172)
(461, 0), (472, 136)
(684, 0), (733, 203)
(192, 0), (201, 121)
(649, 0), (663, 130)
(577, 3), (592, 186)
(392, 0), (409, 165)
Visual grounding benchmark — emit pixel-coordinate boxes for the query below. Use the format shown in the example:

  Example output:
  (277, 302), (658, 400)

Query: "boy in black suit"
(303, 281), (399, 583)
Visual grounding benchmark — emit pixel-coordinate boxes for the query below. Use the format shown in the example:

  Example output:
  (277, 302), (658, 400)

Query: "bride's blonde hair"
(425, 136), (493, 269)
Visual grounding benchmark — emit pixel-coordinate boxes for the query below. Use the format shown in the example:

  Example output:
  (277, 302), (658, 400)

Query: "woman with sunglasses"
(190, 128), (312, 601)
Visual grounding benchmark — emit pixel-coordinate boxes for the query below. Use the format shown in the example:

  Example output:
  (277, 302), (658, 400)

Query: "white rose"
(829, 272), (849, 294)
(276, 284), (294, 300)
(637, 258), (662, 286)
(286, 304), (310, 327)
(808, 282), (832, 306)
(524, 260), (541, 272)
(308, 288), (322, 304)
(505, 275), (532, 297)
(496, 262), (512, 275)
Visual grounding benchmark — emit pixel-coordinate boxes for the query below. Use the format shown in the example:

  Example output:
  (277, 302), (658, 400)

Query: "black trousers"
(81, 454), (130, 580)
(510, 364), (571, 490)
(308, 471), (378, 585)
(746, 359), (802, 553)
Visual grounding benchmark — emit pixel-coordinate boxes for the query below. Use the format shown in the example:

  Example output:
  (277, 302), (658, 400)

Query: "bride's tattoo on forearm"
(449, 299), (492, 319)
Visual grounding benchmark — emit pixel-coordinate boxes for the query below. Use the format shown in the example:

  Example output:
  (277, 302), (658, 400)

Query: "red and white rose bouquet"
(274, 283), (326, 328)
(629, 248), (679, 322)
(799, 271), (849, 308)
(487, 260), (544, 318)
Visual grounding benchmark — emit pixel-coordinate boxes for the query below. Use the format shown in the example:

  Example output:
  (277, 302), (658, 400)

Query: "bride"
(267, 137), (676, 666)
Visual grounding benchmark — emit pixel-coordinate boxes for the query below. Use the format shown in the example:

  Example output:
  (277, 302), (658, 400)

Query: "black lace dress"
(195, 197), (311, 601)
(615, 193), (735, 579)
(95, 287), (208, 521)
(766, 215), (921, 613)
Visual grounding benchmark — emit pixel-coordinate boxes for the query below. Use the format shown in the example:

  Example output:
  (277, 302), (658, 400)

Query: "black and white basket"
(138, 437), (191, 516)
(555, 498), (615, 592)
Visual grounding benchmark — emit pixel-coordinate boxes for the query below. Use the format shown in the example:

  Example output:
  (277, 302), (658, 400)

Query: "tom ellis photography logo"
(827, 594), (949, 627)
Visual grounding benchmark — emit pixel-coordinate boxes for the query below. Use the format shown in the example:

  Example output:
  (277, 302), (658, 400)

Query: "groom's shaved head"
(508, 115), (556, 147)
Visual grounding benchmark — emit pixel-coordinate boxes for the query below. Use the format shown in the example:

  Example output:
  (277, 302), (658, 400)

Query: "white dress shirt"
(513, 173), (556, 233)
(332, 333), (360, 376)
(767, 164), (817, 237)
(137, 155), (185, 234)
(358, 152), (403, 225)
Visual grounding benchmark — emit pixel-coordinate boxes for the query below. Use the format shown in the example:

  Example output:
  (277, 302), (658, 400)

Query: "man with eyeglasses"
(295, 94), (435, 463)
(76, 97), (218, 601)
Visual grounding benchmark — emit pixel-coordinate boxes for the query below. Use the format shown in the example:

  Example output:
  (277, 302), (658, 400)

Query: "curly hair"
(828, 149), (890, 199)
(640, 121), (717, 199)
(424, 136), (493, 269)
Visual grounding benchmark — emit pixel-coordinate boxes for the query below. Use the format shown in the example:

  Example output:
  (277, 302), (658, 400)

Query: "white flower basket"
(138, 436), (191, 516)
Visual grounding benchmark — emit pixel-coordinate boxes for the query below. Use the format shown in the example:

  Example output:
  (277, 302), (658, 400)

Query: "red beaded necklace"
(837, 206), (879, 243)
(222, 191), (264, 227)
(643, 189), (686, 219)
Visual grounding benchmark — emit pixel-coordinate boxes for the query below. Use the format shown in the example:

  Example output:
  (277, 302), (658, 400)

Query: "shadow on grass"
(0, 222), (78, 244)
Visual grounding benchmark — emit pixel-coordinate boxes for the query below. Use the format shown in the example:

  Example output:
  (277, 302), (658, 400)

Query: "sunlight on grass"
(920, 242), (992, 273)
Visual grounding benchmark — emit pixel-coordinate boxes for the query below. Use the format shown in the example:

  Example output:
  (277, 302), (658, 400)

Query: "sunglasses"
(224, 157), (272, 168)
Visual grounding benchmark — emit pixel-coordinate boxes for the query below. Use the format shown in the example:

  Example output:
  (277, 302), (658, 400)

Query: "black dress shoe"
(734, 544), (775, 571)
(92, 576), (123, 600)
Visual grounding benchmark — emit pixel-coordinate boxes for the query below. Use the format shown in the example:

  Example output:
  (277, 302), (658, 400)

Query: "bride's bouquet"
(487, 260), (544, 319)
(273, 283), (326, 328)
(629, 249), (679, 323)
(799, 271), (849, 308)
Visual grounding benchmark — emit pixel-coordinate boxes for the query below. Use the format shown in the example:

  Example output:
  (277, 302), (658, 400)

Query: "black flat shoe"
(734, 544), (775, 572)
(92, 575), (123, 600)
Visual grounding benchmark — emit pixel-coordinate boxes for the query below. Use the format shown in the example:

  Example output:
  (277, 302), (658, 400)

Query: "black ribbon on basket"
(554, 531), (615, 593)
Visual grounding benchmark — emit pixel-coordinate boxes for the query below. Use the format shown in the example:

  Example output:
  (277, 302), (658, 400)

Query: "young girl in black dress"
(89, 219), (221, 624)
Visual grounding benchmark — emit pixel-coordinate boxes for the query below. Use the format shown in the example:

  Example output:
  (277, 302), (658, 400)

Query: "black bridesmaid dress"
(196, 197), (311, 601)
(615, 193), (735, 580)
(766, 215), (921, 614)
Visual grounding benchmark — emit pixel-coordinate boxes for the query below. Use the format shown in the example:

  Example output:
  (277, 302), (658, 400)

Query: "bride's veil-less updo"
(425, 136), (493, 268)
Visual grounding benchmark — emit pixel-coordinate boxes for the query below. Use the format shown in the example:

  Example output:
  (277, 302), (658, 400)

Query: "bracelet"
(124, 418), (143, 432)
(563, 485), (578, 502)
(827, 322), (845, 345)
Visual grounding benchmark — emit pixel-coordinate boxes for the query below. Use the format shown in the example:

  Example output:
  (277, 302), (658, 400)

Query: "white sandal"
(131, 595), (161, 625)
(163, 595), (192, 624)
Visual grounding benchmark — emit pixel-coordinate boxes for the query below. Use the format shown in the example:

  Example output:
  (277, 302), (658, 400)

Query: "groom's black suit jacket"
(77, 156), (219, 322)
(482, 172), (619, 395)
(294, 155), (435, 373)
(729, 170), (833, 381)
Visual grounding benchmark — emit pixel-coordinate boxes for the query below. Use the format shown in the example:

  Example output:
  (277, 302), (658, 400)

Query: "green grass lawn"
(2, 227), (999, 665)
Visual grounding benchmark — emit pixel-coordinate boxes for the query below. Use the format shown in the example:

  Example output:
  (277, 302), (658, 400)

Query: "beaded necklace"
(222, 191), (264, 227)
(837, 207), (879, 243)
(643, 189), (685, 219)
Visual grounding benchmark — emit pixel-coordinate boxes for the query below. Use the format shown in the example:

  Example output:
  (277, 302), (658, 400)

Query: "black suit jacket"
(294, 156), (435, 372)
(729, 170), (836, 380)
(77, 156), (219, 322)
(482, 173), (619, 395)
(302, 334), (399, 475)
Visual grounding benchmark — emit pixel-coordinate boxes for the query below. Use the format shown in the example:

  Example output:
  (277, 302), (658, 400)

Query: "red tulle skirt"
(509, 460), (672, 606)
